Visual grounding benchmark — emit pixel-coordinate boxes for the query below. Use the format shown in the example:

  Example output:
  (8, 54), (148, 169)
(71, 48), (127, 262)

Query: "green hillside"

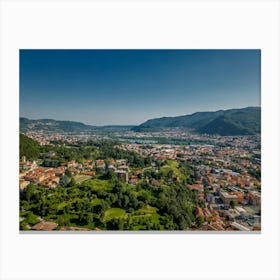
(20, 117), (133, 133)
(20, 117), (96, 132)
(20, 133), (40, 161)
(132, 107), (261, 136)
(198, 108), (261, 135)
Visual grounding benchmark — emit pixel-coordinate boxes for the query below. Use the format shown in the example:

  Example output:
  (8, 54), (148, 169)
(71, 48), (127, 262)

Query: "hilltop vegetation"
(20, 133), (40, 160)
(20, 135), (150, 169)
(20, 170), (199, 230)
(132, 107), (261, 136)
(197, 107), (261, 135)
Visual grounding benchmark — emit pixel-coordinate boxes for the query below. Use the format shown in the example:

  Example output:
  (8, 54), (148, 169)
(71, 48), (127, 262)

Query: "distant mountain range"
(20, 118), (133, 133)
(20, 107), (261, 136)
(132, 107), (261, 136)
(20, 118), (96, 132)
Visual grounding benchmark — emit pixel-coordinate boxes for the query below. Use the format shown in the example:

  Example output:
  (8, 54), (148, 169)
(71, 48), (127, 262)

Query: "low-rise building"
(231, 221), (251, 231)
(31, 221), (58, 231)
(115, 170), (128, 184)
(19, 179), (30, 190)
(95, 159), (106, 169)
(129, 175), (138, 185)
(248, 191), (261, 206)
(219, 190), (238, 205)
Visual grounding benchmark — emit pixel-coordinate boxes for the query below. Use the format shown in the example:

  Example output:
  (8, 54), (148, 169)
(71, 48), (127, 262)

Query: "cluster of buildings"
(19, 163), (66, 189)
(121, 136), (261, 231)
(24, 131), (100, 145)
(20, 131), (261, 231)
(19, 156), (141, 190)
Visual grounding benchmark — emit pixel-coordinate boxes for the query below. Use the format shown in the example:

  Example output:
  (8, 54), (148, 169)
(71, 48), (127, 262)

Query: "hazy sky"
(20, 49), (260, 125)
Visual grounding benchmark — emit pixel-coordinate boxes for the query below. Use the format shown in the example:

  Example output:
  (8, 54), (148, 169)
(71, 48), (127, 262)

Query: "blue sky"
(20, 49), (260, 125)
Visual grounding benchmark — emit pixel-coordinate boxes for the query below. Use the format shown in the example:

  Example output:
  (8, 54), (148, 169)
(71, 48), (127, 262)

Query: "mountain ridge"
(20, 106), (261, 136)
(132, 107), (261, 136)
(20, 117), (134, 133)
(20, 117), (96, 132)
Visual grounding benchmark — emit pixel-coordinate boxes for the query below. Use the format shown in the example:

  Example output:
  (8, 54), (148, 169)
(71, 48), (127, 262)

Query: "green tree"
(20, 133), (40, 161)
(230, 200), (236, 209)
(60, 175), (71, 187)
(65, 169), (72, 178)
(69, 178), (76, 187)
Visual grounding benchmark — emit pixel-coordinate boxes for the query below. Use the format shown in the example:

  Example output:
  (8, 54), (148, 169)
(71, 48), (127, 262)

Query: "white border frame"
(1, 0), (280, 280)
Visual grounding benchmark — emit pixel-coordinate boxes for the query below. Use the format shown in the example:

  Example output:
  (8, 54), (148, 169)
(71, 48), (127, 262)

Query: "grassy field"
(91, 179), (112, 191)
(102, 205), (164, 230)
(103, 208), (127, 222)
(160, 159), (185, 180)
(74, 175), (92, 184)
(135, 204), (158, 215)
(166, 159), (179, 168)
(133, 205), (162, 228)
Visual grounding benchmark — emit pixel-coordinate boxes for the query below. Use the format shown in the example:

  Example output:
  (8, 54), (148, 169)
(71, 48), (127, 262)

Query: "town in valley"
(20, 49), (261, 232)
(19, 125), (261, 231)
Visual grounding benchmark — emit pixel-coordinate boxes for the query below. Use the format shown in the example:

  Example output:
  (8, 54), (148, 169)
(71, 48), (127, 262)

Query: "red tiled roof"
(31, 221), (58, 231)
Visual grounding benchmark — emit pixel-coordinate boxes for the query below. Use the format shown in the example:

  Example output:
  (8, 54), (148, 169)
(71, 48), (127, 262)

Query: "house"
(81, 170), (95, 176)
(108, 165), (117, 171)
(76, 163), (83, 170)
(115, 170), (128, 184)
(108, 159), (116, 166)
(68, 167), (79, 175)
(189, 184), (204, 192)
(134, 170), (142, 176)
(41, 176), (60, 188)
(219, 190), (238, 205)
(19, 160), (37, 171)
(19, 179), (30, 190)
(248, 191), (261, 206)
(23, 167), (61, 188)
(195, 206), (204, 218)
(231, 222), (250, 231)
(116, 159), (126, 166)
(118, 165), (129, 172)
(84, 160), (94, 169)
(84, 160), (93, 165)
(53, 167), (65, 177)
(24, 171), (46, 183)
(31, 221), (58, 231)
(95, 159), (106, 169)
(232, 191), (246, 205)
(129, 175), (138, 185)
(67, 160), (77, 168)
